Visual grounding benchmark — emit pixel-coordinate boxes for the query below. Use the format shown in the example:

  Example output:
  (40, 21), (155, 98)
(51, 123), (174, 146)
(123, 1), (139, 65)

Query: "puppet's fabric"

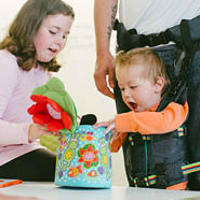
(28, 77), (77, 134)
(40, 134), (58, 152)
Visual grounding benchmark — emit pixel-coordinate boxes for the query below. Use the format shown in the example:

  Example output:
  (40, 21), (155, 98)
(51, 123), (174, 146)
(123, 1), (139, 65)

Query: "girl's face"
(116, 65), (164, 112)
(33, 14), (73, 62)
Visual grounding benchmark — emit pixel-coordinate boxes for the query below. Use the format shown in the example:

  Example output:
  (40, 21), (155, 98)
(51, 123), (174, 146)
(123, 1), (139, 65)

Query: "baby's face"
(33, 14), (73, 62)
(116, 65), (162, 112)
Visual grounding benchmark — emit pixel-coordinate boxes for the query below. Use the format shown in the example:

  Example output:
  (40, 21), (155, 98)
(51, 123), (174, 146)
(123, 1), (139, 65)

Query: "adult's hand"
(94, 52), (115, 99)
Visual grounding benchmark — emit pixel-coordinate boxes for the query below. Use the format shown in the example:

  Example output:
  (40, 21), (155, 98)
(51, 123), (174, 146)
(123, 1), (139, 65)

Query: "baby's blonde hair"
(114, 47), (170, 91)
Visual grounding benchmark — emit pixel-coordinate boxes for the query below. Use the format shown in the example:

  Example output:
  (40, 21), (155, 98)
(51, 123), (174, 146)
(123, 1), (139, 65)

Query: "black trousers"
(114, 44), (200, 190)
(0, 149), (56, 181)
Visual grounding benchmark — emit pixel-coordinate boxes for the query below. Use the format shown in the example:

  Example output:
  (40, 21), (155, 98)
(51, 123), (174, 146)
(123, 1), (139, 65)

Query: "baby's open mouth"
(129, 102), (137, 111)
(48, 48), (57, 53)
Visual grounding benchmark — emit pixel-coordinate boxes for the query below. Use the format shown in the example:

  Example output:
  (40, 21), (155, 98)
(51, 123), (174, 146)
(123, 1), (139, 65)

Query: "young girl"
(0, 0), (74, 181)
(95, 48), (189, 190)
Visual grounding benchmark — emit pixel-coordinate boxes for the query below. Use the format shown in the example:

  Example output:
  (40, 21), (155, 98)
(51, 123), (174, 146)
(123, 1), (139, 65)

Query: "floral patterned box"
(55, 125), (112, 188)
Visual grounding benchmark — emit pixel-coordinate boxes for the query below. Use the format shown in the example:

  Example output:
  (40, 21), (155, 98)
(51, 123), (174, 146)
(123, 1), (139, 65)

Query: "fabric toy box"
(55, 125), (112, 188)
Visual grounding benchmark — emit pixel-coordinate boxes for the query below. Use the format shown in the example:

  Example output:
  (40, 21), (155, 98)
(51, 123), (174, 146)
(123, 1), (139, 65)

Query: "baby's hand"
(93, 119), (115, 133)
(28, 123), (52, 142)
(94, 119), (119, 144)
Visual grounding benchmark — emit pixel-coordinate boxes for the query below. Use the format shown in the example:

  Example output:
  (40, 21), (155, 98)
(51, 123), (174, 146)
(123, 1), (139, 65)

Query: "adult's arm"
(93, 0), (118, 98)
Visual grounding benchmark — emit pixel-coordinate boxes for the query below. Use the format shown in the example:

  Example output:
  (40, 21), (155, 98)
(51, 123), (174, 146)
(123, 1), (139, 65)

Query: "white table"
(1, 182), (200, 200)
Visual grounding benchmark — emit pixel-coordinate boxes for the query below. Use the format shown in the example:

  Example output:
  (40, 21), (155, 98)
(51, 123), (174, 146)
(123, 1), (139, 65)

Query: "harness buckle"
(133, 177), (148, 187)
(133, 175), (157, 187)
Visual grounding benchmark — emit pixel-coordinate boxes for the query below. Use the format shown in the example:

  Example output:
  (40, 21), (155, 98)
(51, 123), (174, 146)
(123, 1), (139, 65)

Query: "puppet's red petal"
(61, 111), (72, 130)
(31, 95), (48, 104)
(27, 103), (47, 114)
(32, 113), (51, 125)
(47, 120), (64, 132)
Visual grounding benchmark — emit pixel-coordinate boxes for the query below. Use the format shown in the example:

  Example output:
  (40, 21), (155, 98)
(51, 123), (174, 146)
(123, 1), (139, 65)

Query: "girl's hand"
(28, 123), (52, 142)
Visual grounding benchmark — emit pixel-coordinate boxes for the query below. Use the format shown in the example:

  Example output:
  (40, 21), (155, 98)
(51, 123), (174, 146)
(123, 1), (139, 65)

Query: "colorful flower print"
(59, 135), (68, 151)
(97, 166), (104, 174)
(58, 170), (63, 178)
(68, 165), (83, 177)
(65, 149), (74, 160)
(102, 155), (108, 165)
(88, 170), (98, 177)
(77, 144), (99, 168)
(80, 131), (94, 142)
(86, 132), (94, 141)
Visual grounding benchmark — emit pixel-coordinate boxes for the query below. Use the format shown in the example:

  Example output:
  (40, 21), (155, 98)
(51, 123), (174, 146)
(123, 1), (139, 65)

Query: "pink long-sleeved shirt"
(0, 50), (51, 166)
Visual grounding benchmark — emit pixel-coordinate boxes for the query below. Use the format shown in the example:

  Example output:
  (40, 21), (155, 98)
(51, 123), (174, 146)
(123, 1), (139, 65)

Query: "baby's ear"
(154, 76), (165, 93)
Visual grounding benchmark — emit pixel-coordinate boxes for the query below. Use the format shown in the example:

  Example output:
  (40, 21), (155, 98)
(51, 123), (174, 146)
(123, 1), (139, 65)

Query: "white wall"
(0, 0), (127, 186)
